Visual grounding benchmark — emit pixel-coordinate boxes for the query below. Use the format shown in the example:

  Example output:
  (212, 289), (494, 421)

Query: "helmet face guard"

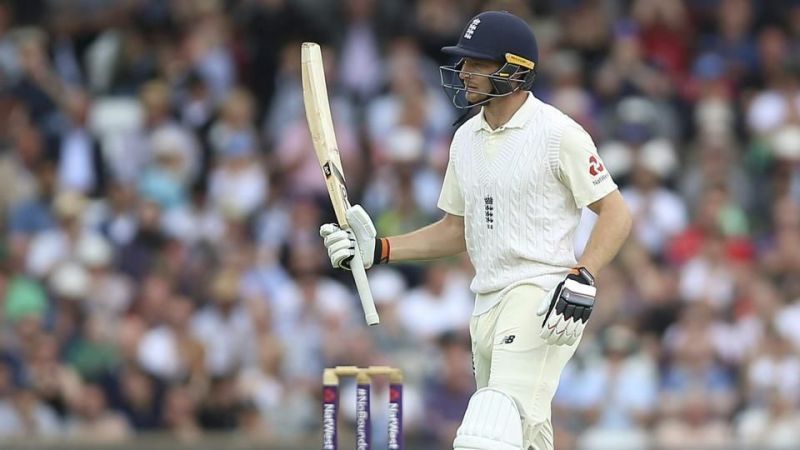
(439, 53), (536, 109)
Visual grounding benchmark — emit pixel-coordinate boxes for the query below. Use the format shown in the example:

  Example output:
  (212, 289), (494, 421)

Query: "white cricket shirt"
(437, 93), (617, 315)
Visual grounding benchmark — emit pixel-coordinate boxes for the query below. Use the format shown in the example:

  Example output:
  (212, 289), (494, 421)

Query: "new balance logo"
(502, 335), (515, 344)
(464, 18), (481, 39)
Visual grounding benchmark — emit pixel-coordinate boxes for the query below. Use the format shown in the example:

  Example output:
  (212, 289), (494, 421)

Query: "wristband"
(373, 238), (390, 265)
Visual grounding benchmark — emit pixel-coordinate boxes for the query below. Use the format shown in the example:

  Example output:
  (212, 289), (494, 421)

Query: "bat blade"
(301, 42), (379, 326)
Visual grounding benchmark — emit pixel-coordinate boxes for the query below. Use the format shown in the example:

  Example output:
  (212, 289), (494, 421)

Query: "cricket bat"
(301, 42), (379, 326)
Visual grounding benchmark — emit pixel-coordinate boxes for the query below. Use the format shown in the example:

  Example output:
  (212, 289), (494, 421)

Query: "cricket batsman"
(320, 10), (632, 450)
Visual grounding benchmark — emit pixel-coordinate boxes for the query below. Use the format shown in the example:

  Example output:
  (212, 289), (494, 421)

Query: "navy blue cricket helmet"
(440, 11), (539, 109)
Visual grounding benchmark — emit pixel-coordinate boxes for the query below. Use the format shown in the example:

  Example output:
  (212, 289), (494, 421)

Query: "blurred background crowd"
(0, 0), (799, 448)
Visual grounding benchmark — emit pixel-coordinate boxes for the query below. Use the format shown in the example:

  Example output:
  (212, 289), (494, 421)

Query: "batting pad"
(453, 387), (525, 450)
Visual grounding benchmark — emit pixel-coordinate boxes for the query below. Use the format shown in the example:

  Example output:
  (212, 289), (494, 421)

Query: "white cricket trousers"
(469, 283), (580, 450)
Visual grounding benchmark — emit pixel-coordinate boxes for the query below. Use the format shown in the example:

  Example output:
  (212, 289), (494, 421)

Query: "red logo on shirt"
(588, 155), (605, 176)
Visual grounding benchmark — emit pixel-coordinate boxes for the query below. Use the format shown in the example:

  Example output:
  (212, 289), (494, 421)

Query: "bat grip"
(350, 242), (380, 326)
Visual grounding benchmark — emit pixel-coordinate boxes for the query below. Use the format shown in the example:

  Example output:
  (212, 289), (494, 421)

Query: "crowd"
(0, 0), (799, 448)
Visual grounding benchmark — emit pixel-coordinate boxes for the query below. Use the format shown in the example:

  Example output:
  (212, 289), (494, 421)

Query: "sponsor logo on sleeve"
(589, 155), (610, 185)
(588, 155), (605, 176)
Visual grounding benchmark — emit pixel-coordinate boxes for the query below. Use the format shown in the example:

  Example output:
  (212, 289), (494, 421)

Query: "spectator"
(116, 200), (169, 280)
(736, 390), (800, 448)
(236, 334), (284, 436)
(745, 329), (800, 407)
(162, 384), (203, 443)
(369, 128), (441, 229)
(138, 125), (197, 210)
(654, 390), (733, 449)
(680, 134), (753, 216)
(208, 132), (266, 219)
(397, 262), (472, 341)
(662, 304), (738, 418)
(114, 80), (199, 184)
(190, 269), (256, 377)
(621, 138), (686, 255)
(25, 190), (95, 278)
(561, 326), (657, 432)
(0, 385), (62, 440)
(10, 28), (64, 134)
(66, 312), (121, 380)
(162, 182), (225, 245)
(137, 295), (206, 383)
(422, 331), (472, 447)
(22, 333), (82, 419)
(50, 88), (108, 197)
(181, 0), (235, 102)
(106, 365), (163, 431)
(65, 383), (131, 443)
(197, 374), (242, 431)
(679, 232), (738, 308)
(75, 233), (132, 332)
(2, 120), (53, 233)
(337, 0), (383, 101)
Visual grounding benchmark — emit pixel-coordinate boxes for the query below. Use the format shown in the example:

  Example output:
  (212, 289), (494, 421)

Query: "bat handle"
(350, 242), (380, 326)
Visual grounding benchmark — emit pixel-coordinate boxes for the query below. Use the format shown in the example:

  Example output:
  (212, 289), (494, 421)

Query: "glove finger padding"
(567, 322), (585, 345)
(332, 252), (354, 270)
(327, 237), (355, 265)
(327, 236), (354, 255)
(563, 317), (580, 340)
(555, 319), (573, 346)
(319, 224), (356, 270)
(323, 228), (351, 249)
(538, 271), (596, 346)
(540, 313), (561, 341)
(320, 223), (340, 238)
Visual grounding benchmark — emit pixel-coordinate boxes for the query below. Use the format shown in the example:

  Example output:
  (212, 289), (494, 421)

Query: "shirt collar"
(476, 92), (537, 133)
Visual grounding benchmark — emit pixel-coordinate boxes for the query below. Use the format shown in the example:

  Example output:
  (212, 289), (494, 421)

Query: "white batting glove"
(319, 205), (377, 270)
(536, 267), (596, 346)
